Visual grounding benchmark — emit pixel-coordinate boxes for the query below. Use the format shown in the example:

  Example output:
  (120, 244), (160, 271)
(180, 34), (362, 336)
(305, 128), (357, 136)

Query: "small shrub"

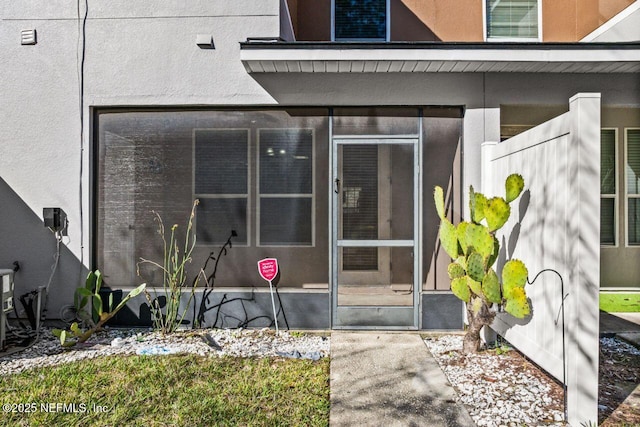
(52, 270), (145, 346)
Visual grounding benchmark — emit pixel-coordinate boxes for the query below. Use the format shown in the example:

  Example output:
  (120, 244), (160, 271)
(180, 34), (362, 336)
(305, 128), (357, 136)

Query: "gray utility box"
(1, 269), (14, 350)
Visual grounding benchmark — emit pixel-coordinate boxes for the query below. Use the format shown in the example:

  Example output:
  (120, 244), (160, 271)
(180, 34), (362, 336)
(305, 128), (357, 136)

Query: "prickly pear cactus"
(502, 259), (528, 299)
(470, 186), (487, 224)
(457, 222), (471, 255)
(465, 224), (494, 259)
(485, 197), (511, 232)
(467, 276), (484, 297)
(467, 252), (486, 283)
(505, 174), (525, 204)
(439, 219), (460, 260)
(504, 287), (530, 318)
(448, 262), (466, 280)
(434, 173), (531, 354)
(451, 276), (471, 303)
(482, 269), (501, 304)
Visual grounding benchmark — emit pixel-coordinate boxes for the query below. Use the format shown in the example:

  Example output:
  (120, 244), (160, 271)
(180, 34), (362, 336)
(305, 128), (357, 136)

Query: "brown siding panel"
(543, 0), (578, 41)
(396, 0), (483, 41)
(544, 0), (635, 41)
(296, 0), (331, 41)
(293, 0), (483, 41)
(287, 0), (299, 38)
(291, 0), (633, 42)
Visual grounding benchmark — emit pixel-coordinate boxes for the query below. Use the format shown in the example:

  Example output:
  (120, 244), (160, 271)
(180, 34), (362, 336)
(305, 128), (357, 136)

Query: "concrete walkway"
(330, 332), (473, 426)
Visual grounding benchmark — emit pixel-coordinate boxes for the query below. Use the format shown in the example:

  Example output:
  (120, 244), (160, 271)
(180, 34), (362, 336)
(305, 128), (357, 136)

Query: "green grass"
(0, 355), (329, 426)
(600, 293), (640, 312)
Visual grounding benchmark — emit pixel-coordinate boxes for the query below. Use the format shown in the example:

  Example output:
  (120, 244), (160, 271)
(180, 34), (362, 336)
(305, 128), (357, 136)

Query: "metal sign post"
(257, 258), (279, 333)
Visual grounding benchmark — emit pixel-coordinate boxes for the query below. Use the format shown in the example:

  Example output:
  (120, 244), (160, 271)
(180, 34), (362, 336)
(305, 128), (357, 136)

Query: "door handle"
(334, 178), (341, 194)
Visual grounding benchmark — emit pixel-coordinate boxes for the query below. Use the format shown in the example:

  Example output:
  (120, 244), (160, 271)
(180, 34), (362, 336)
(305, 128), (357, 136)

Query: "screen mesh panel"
(194, 129), (248, 195)
(342, 145), (378, 270)
(334, 0), (387, 41)
(196, 198), (248, 245)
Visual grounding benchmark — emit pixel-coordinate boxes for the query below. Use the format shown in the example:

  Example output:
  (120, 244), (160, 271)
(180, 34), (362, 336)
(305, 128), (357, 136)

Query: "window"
(601, 129), (617, 246)
(333, 0), (389, 41)
(194, 129), (250, 245)
(626, 128), (640, 245)
(258, 129), (314, 246)
(486, 0), (539, 40)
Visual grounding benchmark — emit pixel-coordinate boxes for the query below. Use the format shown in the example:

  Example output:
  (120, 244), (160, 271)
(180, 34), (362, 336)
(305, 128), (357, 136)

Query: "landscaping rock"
(0, 328), (329, 376)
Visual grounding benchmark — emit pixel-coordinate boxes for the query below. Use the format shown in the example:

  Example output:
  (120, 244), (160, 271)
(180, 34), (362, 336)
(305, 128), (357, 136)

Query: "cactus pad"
(467, 252), (486, 283)
(502, 259), (528, 299)
(451, 276), (471, 303)
(434, 186), (445, 220)
(465, 224), (494, 259)
(439, 218), (460, 259)
(504, 287), (530, 318)
(448, 262), (466, 279)
(485, 197), (511, 231)
(467, 276), (484, 297)
(454, 256), (467, 271)
(505, 174), (525, 204)
(457, 222), (471, 255)
(486, 236), (500, 268)
(471, 296), (484, 316)
(470, 187), (488, 224)
(482, 268), (501, 304)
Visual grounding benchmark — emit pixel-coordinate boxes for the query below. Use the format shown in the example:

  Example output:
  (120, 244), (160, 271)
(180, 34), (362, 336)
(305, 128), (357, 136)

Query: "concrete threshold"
(330, 332), (473, 427)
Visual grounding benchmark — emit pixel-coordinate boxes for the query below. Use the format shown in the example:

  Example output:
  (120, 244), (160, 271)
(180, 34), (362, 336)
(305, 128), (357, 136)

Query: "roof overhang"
(240, 41), (640, 74)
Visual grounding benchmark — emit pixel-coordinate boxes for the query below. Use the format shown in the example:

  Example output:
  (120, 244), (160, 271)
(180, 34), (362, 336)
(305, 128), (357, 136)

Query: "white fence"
(482, 93), (601, 426)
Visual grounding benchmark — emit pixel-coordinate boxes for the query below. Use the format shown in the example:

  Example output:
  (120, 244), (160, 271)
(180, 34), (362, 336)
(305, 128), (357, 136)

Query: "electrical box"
(0, 269), (14, 350)
(43, 207), (67, 234)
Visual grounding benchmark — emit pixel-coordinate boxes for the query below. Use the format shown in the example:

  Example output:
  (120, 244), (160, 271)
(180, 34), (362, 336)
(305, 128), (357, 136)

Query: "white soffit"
(240, 43), (640, 73)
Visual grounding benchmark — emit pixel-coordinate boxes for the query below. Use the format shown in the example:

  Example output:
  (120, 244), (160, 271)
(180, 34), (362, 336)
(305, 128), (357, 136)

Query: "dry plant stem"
(139, 200), (200, 334)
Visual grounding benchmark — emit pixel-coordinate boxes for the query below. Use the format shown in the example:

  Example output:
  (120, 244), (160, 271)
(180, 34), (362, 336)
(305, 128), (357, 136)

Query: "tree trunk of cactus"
(463, 301), (496, 354)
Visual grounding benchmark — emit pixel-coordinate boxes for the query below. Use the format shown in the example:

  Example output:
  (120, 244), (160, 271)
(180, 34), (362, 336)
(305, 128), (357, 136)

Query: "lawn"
(600, 292), (640, 312)
(0, 355), (330, 426)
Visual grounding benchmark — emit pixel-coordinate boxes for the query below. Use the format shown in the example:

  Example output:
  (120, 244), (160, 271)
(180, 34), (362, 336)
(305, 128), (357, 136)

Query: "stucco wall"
(2, 1), (640, 320)
(0, 0), (279, 317)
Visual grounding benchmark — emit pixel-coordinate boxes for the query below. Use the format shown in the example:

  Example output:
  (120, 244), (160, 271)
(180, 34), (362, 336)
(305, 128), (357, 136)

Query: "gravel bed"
(425, 335), (566, 427)
(0, 327), (330, 376)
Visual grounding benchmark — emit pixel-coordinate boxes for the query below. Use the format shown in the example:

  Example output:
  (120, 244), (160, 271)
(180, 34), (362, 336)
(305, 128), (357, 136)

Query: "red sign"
(258, 258), (278, 282)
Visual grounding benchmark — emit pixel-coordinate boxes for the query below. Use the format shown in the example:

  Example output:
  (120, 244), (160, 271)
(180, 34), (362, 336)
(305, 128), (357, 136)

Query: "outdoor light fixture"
(196, 34), (215, 49)
(43, 207), (68, 235)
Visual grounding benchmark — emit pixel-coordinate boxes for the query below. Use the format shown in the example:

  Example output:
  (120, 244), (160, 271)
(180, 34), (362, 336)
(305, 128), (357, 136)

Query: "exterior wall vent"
(21, 29), (37, 45)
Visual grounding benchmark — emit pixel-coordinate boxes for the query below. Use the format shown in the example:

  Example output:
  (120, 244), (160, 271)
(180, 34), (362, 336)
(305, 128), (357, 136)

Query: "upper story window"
(333, 0), (389, 41)
(486, 0), (539, 41)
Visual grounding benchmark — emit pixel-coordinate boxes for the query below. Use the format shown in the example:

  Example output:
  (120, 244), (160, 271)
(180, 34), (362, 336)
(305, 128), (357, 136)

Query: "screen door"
(332, 136), (419, 328)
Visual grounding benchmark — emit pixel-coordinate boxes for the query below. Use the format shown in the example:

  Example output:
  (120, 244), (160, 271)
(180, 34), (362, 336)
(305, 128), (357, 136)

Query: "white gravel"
(425, 335), (566, 427)
(0, 327), (329, 376)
